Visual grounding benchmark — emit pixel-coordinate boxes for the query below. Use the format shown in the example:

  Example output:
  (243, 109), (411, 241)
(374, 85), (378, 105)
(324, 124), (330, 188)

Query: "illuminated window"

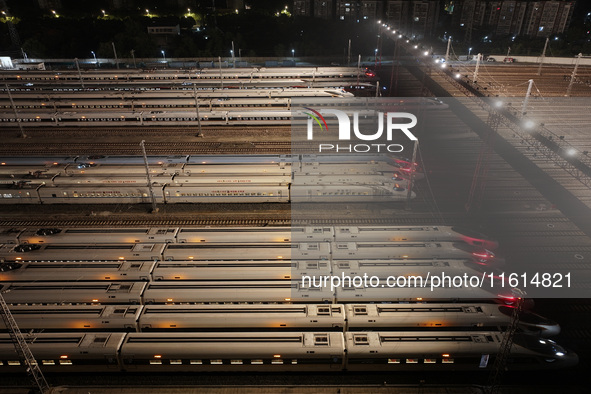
(190, 360), (202, 365)
(388, 359), (400, 364)
(251, 359), (263, 364)
(59, 359), (73, 365)
(406, 359), (418, 364)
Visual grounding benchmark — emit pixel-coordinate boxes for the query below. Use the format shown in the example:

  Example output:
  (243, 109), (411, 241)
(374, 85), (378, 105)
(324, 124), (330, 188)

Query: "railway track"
(0, 141), (300, 155)
(0, 215), (573, 228)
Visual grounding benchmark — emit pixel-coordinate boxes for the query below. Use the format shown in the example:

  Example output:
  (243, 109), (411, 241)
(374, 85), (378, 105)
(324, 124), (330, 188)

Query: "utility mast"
(0, 292), (51, 393)
(486, 290), (525, 394)
(0, 0), (21, 49)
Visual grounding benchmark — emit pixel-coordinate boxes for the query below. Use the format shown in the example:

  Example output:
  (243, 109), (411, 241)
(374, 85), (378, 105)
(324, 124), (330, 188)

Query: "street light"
(291, 49), (294, 59)
(161, 50), (166, 62)
(91, 51), (97, 65)
(101, 10), (106, 17)
(468, 47), (473, 58)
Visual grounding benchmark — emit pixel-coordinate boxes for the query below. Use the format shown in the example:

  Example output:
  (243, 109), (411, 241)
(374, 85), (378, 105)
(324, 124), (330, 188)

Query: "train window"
(8, 361), (20, 366)
(230, 360), (243, 365)
(190, 360), (202, 365)
(424, 359), (436, 364)
(94, 337), (107, 343)
(271, 359), (283, 365)
(59, 360), (73, 365)
(170, 360), (182, 365)
(210, 359), (223, 365)
(291, 359), (298, 365)
(250, 359), (263, 364)
(42, 360), (55, 365)
(314, 334), (329, 345)
(442, 359), (454, 364)
(317, 307), (330, 315)
(406, 359), (418, 364)
(354, 335), (369, 345)
(150, 359), (162, 365)
(354, 307), (368, 315)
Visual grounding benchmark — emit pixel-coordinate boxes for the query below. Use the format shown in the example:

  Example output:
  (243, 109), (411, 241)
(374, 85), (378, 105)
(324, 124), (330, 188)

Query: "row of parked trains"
(2, 67), (377, 92)
(2, 67), (373, 82)
(0, 154), (419, 204)
(0, 225), (577, 371)
(0, 100), (447, 127)
(0, 225), (501, 301)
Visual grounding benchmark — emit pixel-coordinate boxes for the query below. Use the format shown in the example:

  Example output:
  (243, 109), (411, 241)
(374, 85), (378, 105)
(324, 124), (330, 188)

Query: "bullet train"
(0, 154), (419, 204)
(0, 238), (500, 264)
(0, 303), (560, 336)
(0, 90), (354, 111)
(0, 331), (577, 372)
(1, 225), (498, 250)
(1, 67), (371, 83)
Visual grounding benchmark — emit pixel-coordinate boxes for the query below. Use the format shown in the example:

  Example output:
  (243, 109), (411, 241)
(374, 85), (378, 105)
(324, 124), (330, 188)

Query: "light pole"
(292, 49), (295, 59)
(161, 50), (166, 62)
(91, 51), (97, 66)
(231, 40), (235, 68)
(468, 47), (472, 60)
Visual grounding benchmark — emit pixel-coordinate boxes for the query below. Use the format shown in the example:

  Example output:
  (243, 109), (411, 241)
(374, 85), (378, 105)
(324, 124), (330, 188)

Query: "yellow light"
(53, 162), (58, 165)
(15, 257), (22, 260)
(277, 256), (283, 259)
(273, 354), (281, 358)
(154, 355), (162, 358)
(188, 256), (194, 259)
(416, 297), (423, 301)
(442, 353), (450, 357)
(92, 299), (98, 302)
(1, 163), (5, 165)
(60, 355), (68, 359)
(167, 298), (173, 302)
(402, 255), (408, 258)
(119, 257), (125, 260)
(284, 298), (291, 301)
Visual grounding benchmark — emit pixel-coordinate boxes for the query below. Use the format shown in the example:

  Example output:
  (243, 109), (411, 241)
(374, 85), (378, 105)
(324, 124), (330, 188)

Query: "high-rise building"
(385, 1), (440, 38)
(294, 0), (312, 16)
(457, 0), (576, 38)
(314, 0), (334, 19)
(336, 1), (383, 22)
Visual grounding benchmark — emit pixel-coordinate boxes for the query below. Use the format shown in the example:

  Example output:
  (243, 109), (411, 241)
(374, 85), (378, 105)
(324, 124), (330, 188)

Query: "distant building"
(294, 0), (312, 16)
(37, 0), (62, 10)
(386, 1), (440, 38)
(456, 0), (576, 38)
(147, 25), (181, 35)
(314, 0), (334, 19)
(336, 1), (383, 22)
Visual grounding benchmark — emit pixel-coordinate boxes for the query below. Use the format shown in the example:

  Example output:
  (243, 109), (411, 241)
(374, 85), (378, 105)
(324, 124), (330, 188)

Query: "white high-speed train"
(0, 331), (577, 372)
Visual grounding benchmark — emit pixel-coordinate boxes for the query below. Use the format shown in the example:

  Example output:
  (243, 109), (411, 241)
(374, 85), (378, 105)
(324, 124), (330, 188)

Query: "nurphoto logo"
(303, 108), (418, 153)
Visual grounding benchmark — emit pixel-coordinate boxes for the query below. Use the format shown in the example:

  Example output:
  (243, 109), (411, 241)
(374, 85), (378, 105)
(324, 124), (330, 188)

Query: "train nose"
(540, 324), (561, 338)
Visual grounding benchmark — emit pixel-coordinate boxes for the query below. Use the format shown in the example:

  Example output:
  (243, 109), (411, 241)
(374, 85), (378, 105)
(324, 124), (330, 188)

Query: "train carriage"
(0, 305), (142, 332)
(0, 243), (166, 262)
(0, 282), (147, 305)
(0, 333), (126, 372)
(119, 331), (345, 372)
